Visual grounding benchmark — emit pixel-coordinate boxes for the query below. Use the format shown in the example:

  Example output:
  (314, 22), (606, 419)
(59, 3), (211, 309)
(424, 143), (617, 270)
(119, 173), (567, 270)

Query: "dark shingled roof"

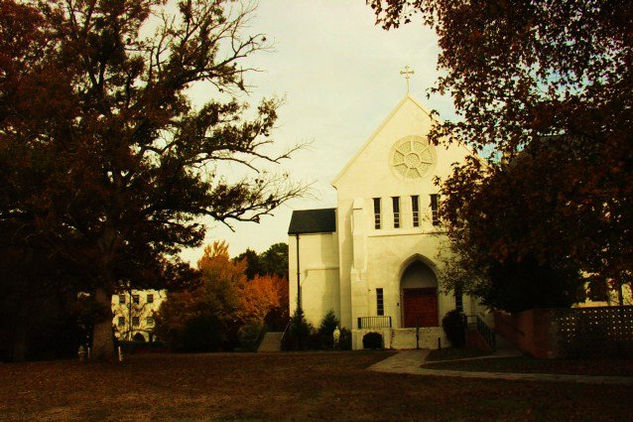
(288, 208), (336, 234)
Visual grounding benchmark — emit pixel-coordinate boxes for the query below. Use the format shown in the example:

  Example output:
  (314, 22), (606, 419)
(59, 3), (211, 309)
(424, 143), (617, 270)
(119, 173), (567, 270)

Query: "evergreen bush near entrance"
(282, 309), (352, 351)
(282, 307), (313, 351)
(442, 309), (466, 348)
(318, 310), (340, 349)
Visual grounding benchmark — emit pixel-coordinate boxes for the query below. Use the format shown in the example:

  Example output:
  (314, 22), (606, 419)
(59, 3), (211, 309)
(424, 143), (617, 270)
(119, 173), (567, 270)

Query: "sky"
(180, 0), (458, 263)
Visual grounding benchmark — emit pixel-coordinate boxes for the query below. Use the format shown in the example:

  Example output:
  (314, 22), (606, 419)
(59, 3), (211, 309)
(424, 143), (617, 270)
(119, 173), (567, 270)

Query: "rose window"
(391, 136), (435, 178)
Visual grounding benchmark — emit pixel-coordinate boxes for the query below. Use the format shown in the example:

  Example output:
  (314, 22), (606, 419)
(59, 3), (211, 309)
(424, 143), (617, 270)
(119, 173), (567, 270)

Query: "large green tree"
(369, 0), (633, 308)
(0, 0), (303, 359)
(234, 242), (288, 280)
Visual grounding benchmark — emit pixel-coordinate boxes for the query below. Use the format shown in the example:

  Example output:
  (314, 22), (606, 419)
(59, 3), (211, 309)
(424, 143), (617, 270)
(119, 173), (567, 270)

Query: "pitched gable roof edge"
(331, 94), (442, 187)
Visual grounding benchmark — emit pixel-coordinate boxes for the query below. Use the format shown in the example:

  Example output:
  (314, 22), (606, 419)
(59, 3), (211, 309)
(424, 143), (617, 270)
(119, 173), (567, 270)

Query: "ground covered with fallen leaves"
(1, 351), (631, 421)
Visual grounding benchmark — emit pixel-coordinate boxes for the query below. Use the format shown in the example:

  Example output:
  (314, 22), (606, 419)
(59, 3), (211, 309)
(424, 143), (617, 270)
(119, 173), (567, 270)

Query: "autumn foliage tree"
(154, 241), (287, 352)
(0, 0), (303, 359)
(233, 242), (289, 328)
(370, 0), (633, 309)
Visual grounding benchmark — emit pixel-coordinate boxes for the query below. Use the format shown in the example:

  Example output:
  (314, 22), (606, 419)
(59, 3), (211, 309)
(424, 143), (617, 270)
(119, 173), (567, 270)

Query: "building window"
(373, 197), (381, 229)
(132, 317), (140, 326)
(133, 294), (140, 305)
(118, 294), (126, 304)
(146, 317), (154, 326)
(147, 294), (154, 304)
(376, 288), (384, 316)
(118, 316), (125, 326)
(392, 197), (400, 228)
(411, 195), (419, 227)
(430, 194), (440, 226)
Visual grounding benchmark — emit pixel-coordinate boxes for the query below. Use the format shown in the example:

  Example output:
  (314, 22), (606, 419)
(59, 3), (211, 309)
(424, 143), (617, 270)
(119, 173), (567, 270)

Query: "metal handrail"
(357, 315), (392, 329)
(476, 315), (496, 351)
(279, 320), (291, 349)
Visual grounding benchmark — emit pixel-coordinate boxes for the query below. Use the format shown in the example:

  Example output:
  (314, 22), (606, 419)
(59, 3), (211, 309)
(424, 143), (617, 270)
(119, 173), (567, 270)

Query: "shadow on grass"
(425, 347), (492, 362)
(423, 355), (633, 376)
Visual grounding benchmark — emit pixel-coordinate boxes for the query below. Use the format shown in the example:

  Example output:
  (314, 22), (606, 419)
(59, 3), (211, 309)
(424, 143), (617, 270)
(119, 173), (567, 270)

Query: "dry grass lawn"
(1, 351), (632, 421)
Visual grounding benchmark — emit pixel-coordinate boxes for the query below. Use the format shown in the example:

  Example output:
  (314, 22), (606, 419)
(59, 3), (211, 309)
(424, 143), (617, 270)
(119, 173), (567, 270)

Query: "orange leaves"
(239, 274), (286, 323)
(197, 240), (286, 324)
(155, 240), (289, 350)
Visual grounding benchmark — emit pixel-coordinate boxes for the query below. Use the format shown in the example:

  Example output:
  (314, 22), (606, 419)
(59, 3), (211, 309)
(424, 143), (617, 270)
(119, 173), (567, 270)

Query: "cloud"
(180, 0), (454, 261)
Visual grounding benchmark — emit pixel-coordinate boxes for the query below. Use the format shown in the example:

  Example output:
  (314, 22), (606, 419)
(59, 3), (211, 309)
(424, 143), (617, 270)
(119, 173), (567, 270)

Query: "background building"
(112, 290), (166, 343)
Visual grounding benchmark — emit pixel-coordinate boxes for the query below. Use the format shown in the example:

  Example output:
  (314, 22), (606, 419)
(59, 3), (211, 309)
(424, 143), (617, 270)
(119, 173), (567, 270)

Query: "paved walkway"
(368, 350), (633, 385)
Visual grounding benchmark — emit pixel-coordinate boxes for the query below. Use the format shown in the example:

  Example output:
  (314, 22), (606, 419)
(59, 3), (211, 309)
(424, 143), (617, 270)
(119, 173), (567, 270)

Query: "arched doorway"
(400, 260), (438, 327)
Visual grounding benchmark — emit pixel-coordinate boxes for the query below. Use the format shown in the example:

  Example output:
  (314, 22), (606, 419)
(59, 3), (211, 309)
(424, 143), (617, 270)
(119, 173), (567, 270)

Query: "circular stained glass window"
(391, 136), (435, 178)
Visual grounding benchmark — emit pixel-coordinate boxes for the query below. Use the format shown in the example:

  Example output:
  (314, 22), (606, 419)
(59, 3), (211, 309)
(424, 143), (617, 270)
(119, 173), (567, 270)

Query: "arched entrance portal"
(401, 260), (438, 327)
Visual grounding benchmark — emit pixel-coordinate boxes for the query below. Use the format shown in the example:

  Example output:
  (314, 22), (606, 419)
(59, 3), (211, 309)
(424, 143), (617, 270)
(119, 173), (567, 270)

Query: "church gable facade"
(288, 93), (484, 349)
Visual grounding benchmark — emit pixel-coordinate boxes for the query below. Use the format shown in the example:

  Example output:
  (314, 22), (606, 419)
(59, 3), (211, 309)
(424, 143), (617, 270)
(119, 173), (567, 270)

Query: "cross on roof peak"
(400, 65), (414, 93)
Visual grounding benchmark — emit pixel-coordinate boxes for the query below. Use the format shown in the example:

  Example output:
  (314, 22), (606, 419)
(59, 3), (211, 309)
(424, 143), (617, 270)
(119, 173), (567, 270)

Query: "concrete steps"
(257, 331), (283, 352)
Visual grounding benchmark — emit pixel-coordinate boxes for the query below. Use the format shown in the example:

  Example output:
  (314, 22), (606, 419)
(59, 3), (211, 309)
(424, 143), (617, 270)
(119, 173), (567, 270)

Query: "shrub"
(238, 319), (264, 352)
(281, 307), (314, 351)
(442, 309), (466, 348)
(180, 315), (227, 353)
(337, 328), (352, 350)
(264, 305), (289, 331)
(317, 310), (340, 349)
(362, 332), (383, 349)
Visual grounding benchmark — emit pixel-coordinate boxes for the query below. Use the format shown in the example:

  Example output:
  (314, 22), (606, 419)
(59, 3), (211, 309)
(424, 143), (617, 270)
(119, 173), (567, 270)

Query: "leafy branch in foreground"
(0, 0), (305, 359)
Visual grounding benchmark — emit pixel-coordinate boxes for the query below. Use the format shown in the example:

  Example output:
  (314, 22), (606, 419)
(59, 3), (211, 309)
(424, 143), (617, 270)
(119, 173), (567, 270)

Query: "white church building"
(288, 89), (486, 350)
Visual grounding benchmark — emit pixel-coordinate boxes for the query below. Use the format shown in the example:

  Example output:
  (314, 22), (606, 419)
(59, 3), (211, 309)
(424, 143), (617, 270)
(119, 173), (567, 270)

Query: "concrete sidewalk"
(368, 350), (633, 385)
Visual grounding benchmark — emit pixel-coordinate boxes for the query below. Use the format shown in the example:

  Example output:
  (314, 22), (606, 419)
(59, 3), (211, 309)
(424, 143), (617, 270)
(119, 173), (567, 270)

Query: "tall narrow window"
(147, 294), (154, 304)
(392, 197), (400, 228)
(430, 194), (440, 226)
(376, 288), (384, 316)
(118, 294), (126, 304)
(373, 198), (381, 229)
(133, 294), (140, 305)
(411, 195), (419, 227)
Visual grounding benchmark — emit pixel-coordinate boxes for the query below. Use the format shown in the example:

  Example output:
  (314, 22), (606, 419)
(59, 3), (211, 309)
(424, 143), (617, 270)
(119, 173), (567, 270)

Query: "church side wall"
(288, 232), (340, 327)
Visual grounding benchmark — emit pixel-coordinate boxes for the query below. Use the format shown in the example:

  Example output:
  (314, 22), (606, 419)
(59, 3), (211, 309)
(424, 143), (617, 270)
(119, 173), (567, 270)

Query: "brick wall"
(494, 309), (557, 358)
(494, 306), (633, 358)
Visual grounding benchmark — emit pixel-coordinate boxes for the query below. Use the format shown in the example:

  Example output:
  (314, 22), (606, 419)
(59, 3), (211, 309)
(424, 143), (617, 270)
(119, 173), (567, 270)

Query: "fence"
(494, 306), (633, 358)
(557, 306), (633, 358)
(357, 316), (392, 329)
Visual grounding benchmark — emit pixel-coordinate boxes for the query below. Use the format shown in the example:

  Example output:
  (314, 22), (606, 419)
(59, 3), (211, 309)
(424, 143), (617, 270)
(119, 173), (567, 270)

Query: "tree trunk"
(12, 303), (28, 362)
(618, 283), (624, 307)
(12, 275), (30, 362)
(92, 288), (115, 360)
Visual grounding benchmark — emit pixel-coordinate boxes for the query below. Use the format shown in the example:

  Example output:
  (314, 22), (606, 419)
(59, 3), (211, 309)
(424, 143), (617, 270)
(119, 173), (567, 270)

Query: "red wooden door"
(403, 288), (438, 327)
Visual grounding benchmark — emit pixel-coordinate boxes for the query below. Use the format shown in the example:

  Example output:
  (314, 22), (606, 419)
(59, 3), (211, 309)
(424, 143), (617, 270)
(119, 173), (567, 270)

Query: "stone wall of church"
(363, 233), (455, 328)
(288, 232), (340, 327)
(332, 96), (474, 331)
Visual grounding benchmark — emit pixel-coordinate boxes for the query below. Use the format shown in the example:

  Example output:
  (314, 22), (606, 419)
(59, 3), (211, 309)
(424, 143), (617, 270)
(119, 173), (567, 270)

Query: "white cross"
(400, 65), (414, 93)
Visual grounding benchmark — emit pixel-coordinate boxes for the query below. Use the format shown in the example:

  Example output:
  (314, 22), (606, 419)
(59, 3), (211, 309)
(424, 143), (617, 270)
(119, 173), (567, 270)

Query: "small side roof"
(288, 208), (336, 235)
